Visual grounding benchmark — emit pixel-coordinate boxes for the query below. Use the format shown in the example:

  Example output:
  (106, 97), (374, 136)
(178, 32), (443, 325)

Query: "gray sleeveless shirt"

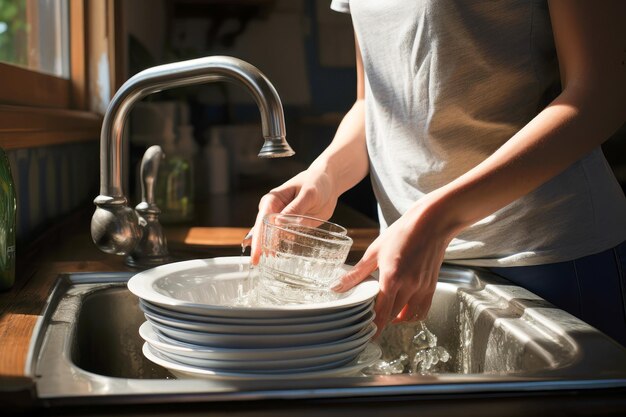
(331, 0), (626, 266)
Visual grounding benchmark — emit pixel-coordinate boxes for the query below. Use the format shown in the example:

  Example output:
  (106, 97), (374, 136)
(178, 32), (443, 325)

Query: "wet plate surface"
(128, 257), (379, 317)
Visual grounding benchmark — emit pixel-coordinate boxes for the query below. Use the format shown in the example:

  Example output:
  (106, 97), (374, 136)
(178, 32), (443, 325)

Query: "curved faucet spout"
(100, 55), (291, 198)
(92, 56), (294, 256)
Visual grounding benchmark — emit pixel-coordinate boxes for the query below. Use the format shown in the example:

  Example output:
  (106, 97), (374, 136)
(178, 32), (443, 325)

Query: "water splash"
(364, 321), (451, 376)
(363, 354), (409, 375)
(408, 322), (450, 375)
(232, 239), (255, 307)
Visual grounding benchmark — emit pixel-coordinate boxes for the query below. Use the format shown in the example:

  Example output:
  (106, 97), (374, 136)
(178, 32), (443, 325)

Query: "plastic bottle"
(0, 147), (17, 291)
(205, 131), (229, 195)
(155, 119), (195, 223)
(177, 124), (198, 161)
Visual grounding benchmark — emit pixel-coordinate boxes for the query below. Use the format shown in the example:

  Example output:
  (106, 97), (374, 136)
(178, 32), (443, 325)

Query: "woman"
(250, 1), (626, 344)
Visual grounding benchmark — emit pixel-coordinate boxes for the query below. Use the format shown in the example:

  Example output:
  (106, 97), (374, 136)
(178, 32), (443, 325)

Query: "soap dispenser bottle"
(205, 131), (229, 195)
(0, 147), (16, 291)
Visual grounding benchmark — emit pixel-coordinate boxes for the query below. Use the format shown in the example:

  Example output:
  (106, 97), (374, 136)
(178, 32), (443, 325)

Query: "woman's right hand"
(248, 167), (340, 265)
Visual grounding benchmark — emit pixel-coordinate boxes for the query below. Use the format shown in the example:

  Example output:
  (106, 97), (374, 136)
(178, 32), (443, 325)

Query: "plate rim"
(154, 341), (367, 370)
(141, 304), (375, 334)
(142, 341), (382, 380)
(147, 310), (375, 339)
(139, 321), (377, 359)
(140, 298), (374, 324)
(128, 257), (379, 315)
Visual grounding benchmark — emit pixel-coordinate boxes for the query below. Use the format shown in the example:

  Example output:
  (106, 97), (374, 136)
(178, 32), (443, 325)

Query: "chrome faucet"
(91, 56), (294, 266)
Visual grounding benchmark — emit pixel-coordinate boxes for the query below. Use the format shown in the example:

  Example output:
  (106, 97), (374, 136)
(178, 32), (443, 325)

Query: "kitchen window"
(0, 0), (69, 78)
(0, 0), (123, 150)
(0, 0), (73, 109)
(0, 0), (128, 250)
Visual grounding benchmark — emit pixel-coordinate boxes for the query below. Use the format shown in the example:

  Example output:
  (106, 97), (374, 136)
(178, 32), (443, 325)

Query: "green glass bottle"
(0, 147), (17, 291)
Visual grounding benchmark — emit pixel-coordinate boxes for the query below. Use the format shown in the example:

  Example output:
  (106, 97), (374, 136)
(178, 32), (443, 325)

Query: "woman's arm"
(308, 34), (369, 197)
(430, 0), (626, 234)
(335, 0), (626, 331)
(248, 34), (369, 263)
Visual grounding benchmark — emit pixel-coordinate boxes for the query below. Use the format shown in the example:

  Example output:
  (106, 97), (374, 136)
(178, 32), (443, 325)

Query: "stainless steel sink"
(30, 266), (626, 408)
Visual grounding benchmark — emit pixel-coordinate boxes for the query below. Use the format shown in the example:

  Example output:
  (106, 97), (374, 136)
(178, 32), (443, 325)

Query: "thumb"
(332, 250), (378, 293)
(249, 211), (265, 266)
(250, 193), (287, 265)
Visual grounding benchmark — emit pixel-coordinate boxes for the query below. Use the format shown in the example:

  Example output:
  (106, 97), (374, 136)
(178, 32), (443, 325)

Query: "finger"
(372, 285), (395, 339)
(241, 229), (253, 249)
(412, 292), (434, 321)
(392, 304), (412, 324)
(331, 250), (378, 293)
(395, 289), (435, 322)
(250, 212), (265, 265)
(390, 270), (427, 323)
(250, 193), (287, 265)
(388, 285), (413, 323)
(394, 262), (441, 322)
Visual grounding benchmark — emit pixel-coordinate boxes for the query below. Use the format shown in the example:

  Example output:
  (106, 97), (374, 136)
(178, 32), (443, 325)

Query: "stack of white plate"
(128, 257), (381, 380)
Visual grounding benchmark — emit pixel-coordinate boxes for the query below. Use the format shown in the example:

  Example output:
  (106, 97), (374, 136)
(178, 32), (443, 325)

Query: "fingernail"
(330, 279), (344, 291)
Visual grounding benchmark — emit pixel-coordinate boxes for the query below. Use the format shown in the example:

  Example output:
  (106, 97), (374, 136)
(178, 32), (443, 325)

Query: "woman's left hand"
(332, 195), (458, 336)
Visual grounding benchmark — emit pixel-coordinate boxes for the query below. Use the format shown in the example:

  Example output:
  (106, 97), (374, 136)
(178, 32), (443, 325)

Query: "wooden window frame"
(0, 0), (125, 150)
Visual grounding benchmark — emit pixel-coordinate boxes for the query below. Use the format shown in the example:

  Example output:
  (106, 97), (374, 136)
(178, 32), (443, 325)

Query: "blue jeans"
(489, 241), (626, 346)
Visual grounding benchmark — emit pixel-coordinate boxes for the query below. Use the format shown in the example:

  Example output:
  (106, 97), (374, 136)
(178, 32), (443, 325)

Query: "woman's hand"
(332, 194), (459, 336)
(248, 168), (340, 265)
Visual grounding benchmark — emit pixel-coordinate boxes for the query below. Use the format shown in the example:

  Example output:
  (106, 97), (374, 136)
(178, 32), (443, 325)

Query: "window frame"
(0, 63), (71, 109)
(0, 0), (124, 150)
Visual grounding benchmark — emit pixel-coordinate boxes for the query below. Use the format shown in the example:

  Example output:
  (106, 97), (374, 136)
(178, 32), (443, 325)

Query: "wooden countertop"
(0, 201), (378, 385)
(166, 226), (378, 253)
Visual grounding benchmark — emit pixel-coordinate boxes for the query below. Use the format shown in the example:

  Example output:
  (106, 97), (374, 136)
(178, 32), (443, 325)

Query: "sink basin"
(30, 266), (626, 408)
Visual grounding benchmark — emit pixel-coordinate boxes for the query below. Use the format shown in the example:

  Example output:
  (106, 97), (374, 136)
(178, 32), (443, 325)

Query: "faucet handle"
(125, 145), (172, 268)
(138, 145), (163, 211)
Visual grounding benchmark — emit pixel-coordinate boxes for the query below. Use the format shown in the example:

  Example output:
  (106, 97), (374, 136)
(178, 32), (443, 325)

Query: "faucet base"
(124, 254), (174, 269)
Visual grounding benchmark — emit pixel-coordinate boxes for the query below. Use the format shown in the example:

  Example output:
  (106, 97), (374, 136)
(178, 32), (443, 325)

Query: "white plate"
(155, 345), (354, 374)
(148, 313), (375, 348)
(153, 342), (367, 371)
(142, 342), (382, 380)
(140, 299), (374, 326)
(128, 257), (379, 318)
(141, 303), (375, 335)
(139, 321), (377, 361)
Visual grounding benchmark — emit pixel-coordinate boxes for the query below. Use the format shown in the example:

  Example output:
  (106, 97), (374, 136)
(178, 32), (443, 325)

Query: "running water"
(363, 321), (451, 376)
(233, 239), (253, 306)
(409, 323), (451, 374)
(240, 240), (246, 273)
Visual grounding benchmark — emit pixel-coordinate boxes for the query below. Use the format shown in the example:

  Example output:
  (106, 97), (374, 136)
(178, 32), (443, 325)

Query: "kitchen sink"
(30, 265), (626, 409)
